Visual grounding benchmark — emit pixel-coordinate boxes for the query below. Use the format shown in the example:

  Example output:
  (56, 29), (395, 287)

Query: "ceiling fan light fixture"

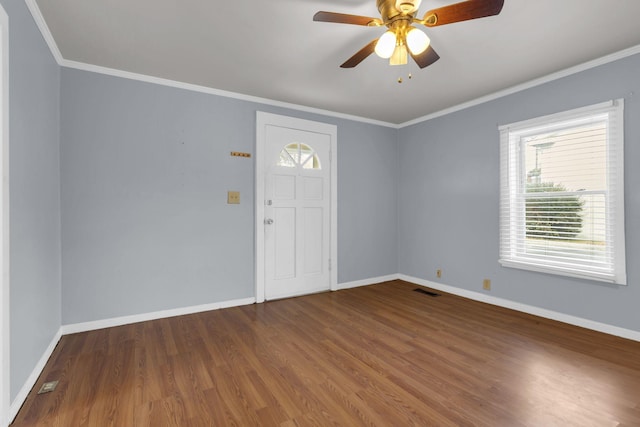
(395, 0), (422, 14)
(406, 27), (430, 55)
(314, 0), (505, 69)
(390, 44), (408, 66)
(375, 30), (397, 59)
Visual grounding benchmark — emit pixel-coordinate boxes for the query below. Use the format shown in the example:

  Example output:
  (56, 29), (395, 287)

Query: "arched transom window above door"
(277, 143), (322, 170)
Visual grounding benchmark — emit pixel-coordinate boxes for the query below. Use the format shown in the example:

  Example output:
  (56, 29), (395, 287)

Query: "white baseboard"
(10, 279), (639, 425)
(399, 274), (640, 342)
(8, 296), (255, 424)
(337, 274), (400, 290)
(9, 327), (63, 424)
(61, 297), (256, 335)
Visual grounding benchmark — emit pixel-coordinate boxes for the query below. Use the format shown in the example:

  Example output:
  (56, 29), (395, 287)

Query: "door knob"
(264, 218), (274, 225)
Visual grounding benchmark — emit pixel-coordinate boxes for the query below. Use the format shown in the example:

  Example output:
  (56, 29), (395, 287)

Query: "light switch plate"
(227, 191), (240, 204)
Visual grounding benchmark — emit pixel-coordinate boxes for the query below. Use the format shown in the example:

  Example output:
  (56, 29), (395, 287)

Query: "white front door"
(256, 113), (337, 302)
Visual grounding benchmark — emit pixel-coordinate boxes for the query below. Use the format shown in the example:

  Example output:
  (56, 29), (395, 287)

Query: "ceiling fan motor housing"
(377, 0), (406, 22)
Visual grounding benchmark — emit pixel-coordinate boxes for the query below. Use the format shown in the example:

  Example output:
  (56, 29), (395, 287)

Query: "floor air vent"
(413, 288), (440, 297)
(37, 380), (59, 394)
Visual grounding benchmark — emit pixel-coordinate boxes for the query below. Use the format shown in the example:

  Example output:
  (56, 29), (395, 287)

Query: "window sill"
(499, 258), (626, 286)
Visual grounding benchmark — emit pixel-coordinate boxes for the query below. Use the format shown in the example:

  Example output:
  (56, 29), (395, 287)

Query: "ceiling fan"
(314, 0), (504, 69)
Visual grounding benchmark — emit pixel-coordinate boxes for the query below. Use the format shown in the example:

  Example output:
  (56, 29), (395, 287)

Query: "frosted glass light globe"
(406, 27), (430, 55)
(375, 31), (397, 59)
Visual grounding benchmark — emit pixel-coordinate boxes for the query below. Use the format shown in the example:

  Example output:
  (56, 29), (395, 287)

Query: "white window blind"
(499, 100), (626, 284)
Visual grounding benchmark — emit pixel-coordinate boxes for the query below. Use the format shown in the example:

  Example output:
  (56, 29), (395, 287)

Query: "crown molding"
(23, 0), (640, 130)
(24, 0), (396, 128)
(60, 59), (397, 128)
(24, 0), (63, 63)
(399, 44), (640, 128)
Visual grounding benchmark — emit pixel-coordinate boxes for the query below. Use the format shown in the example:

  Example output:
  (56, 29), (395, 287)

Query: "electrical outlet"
(483, 279), (491, 290)
(227, 191), (240, 204)
(436, 269), (442, 278)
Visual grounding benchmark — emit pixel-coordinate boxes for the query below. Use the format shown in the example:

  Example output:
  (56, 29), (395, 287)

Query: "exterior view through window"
(499, 100), (626, 284)
(277, 143), (322, 170)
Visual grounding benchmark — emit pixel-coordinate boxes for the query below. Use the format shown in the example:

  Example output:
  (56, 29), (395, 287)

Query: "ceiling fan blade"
(410, 45), (440, 69)
(422, 0), (504, 27)
(314, 11), (383, 27)
(340, 39), (379, 68)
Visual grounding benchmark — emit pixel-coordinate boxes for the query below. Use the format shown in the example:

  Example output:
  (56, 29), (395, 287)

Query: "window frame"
(498, 100), (626, 285)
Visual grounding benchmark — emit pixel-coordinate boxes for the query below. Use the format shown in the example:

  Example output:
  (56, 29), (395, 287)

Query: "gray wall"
(1, 0), (62, 401)
(11, 0), (639, 408)
(398, 53), (640, 332)
(60, 68), (398, 324)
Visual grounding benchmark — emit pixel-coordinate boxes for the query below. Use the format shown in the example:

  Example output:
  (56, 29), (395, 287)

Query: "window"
(277, 143), (321, 170)
(499, 100), (626, 284)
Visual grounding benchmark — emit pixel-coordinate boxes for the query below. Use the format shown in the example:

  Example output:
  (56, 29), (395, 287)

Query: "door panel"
(304, 207), (323, 275)
(274, 174), (295, 200)
(264, 125), (331, 300)
(273, 207), (296, 279)
(304, 177), (323, 200)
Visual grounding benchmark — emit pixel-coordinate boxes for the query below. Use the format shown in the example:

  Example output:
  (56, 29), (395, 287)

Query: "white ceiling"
(34, 0), (640, 125)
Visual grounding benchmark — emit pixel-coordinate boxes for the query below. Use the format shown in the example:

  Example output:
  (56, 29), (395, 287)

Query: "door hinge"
(328, 259), (331, 271)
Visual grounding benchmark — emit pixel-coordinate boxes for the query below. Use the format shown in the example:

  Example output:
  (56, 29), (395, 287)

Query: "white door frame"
(255, 112), (337, 303)
(0, 5), (9, 426)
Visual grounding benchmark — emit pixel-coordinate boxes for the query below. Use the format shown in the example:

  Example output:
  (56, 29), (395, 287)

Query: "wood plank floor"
(11, 280), (640, 426)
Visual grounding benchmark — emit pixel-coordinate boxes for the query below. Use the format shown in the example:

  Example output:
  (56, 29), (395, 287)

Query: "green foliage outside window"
(526, 182), (584, 240)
